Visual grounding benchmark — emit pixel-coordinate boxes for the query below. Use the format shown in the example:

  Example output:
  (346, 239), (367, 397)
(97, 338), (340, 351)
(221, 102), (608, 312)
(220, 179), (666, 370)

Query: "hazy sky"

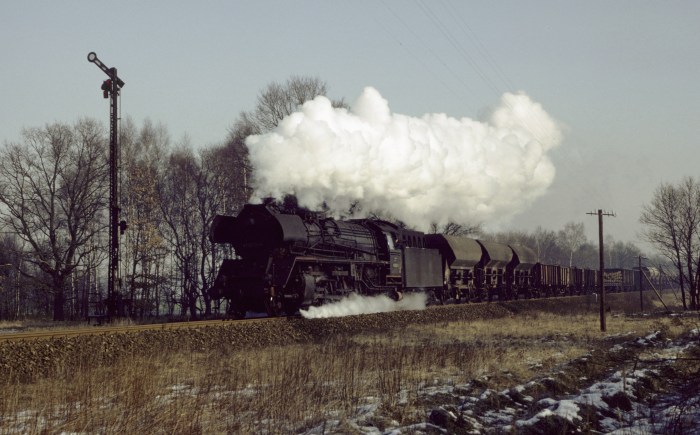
(2, 1), (698, 250)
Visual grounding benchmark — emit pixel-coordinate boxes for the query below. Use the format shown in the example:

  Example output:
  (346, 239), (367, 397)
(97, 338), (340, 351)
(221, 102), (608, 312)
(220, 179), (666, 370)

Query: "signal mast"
(87, 52), (126, 318)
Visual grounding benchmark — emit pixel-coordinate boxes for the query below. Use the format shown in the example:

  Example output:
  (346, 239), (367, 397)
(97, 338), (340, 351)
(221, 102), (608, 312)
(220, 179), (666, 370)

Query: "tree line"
(0, 118), (249, 321)
(0, 76), (330, 321)
(0, 76), (693, 320)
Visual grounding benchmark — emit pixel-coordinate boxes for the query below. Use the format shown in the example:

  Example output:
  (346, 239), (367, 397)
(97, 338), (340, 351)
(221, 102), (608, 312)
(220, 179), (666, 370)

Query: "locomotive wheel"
(265, 296), (283, 317)
(282, 300), (301, 316)
(229, 306), (246, 319)
(433, 288), (446, 305)
(389, 289), (403, 301)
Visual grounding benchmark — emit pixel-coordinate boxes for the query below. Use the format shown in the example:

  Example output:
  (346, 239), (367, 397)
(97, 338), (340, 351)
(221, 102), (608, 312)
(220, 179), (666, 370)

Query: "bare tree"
(429, 221), (482, 237)
(0, 120), (108, 320)
(157, 145), (199, 318)
(158, 143), (228, 318)
(218, 129), (253, 214)
(195, 147), (235, 316)
(0, 235), (17, 319)
(605, 238), (642, 269)
(235, 75), (346, 135)
(486, 230), (533, 247)
(676, 177), (700, 309)
(574, 242), (599, 269)
(120, 118), (169, 317)
(533, 226), (561, 264)
(640, 182), (690, 309)
(558, 222), (586, 267)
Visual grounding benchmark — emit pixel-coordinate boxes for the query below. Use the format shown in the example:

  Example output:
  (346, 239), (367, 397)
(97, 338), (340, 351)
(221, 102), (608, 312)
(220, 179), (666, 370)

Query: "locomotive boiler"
(209, 202), (443, 317)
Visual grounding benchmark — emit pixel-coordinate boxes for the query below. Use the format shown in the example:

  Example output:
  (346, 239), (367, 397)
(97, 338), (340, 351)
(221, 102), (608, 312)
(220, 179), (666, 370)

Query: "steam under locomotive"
(209, 201), (660, 317)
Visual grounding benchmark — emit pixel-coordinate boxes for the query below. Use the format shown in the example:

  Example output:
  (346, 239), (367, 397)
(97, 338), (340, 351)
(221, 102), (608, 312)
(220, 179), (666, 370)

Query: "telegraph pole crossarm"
(587, 209), (616, 332)
(87, 52), (125, 320)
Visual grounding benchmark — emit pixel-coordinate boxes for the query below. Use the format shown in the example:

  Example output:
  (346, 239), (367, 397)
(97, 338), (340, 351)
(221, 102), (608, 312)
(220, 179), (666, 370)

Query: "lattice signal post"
(87, 52), (126, 319)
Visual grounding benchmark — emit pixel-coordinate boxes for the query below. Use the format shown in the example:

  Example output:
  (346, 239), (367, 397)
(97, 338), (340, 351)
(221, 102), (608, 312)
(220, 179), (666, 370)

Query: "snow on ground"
(3, 318), (699, 434)
(302, 327), (700, 434)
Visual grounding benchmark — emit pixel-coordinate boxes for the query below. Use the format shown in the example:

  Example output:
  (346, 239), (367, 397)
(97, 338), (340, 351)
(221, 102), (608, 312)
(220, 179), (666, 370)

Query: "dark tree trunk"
(53, 280), (65, 321)
(676, 258), (687, 310)
(188, 282), (198, 320)
(203, 295), (212, 317)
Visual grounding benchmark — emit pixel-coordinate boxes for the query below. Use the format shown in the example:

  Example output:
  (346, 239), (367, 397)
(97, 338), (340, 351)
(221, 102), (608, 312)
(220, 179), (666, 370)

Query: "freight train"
(209, 201), (660, 317)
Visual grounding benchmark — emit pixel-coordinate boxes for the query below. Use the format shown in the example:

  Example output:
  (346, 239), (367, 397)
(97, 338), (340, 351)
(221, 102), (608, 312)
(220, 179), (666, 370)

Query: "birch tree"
(558, 222), (586, 267)
(120, 118), (169, 316)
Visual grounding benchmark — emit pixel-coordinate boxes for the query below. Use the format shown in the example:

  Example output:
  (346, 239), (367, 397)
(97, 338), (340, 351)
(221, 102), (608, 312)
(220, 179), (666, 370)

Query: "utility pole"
(587, 209), (615, 332)
(638, 255), (647, 312)
(87, 52), (126, 319)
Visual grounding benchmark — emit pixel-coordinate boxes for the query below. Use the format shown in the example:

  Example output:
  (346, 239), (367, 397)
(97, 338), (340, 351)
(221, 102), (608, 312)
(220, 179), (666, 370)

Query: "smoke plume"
(247, 87), (562, 229)
(300, 292), (427, 319)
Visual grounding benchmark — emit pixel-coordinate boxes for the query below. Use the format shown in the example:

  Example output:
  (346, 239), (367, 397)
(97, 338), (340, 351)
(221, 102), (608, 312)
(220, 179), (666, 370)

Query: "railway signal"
(87, 52), (125, 319)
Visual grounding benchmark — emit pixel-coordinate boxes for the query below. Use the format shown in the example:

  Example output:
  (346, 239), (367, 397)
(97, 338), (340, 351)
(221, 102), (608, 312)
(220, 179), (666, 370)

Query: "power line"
(441, 0), (516, 92)
(377, 2), (611, 230)
(377, 0), (479, 102)
(416, 0), (503, 98)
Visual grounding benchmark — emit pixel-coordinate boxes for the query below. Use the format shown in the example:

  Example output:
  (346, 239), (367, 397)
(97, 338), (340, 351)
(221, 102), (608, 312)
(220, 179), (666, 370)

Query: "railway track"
(0, 298), (487, 343)
(0, 290), (654, 344)
(0, 318), (261, 343)
(0, 298), (493, 343)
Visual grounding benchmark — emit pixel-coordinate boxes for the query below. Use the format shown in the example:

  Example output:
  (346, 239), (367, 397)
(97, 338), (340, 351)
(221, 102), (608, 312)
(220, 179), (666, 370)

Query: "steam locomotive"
(209, 201), (659, 317)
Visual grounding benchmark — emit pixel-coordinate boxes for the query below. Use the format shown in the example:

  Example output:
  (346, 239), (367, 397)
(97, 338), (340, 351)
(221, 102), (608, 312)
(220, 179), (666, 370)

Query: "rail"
(0, 318), (263, 343)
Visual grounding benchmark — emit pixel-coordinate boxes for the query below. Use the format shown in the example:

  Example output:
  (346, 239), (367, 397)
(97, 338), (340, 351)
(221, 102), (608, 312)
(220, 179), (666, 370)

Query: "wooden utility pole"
(638, 255), (647, 312)
(587, 209), (615, 332)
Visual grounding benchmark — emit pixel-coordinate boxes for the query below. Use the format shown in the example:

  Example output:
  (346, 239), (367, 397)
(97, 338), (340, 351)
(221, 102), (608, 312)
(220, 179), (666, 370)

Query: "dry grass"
(0, 317), (147, 334)
(1, 300), (697, 434)
(0, 321), (24, 330)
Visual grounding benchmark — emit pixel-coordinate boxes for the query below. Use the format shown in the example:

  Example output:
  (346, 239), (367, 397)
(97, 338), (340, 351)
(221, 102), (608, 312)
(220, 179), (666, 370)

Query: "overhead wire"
(415, 0), (551, 139)
(424, 0), (607, 214)
(440, 0), (517, 93)
(377, 0), (608, 230)
(378, 0), (550, 147)
(377, 0), (480, 105)
(415, 0), (504, 99)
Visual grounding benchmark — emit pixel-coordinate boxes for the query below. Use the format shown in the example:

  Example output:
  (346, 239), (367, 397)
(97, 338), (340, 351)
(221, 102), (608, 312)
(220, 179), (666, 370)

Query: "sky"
(1, 1), (698, 252)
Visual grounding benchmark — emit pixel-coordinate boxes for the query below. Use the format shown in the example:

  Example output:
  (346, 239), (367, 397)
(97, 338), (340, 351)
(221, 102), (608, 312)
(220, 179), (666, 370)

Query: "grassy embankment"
(0, 291), (697, 433)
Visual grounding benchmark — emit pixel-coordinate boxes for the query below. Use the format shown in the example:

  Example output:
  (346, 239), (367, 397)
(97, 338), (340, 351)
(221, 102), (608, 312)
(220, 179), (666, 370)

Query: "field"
(0, 291), (699, 434)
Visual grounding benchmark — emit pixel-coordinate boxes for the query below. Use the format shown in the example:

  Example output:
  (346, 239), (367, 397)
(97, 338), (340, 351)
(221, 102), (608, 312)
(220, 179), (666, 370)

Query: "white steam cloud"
(300, 292), (428, 319)
(247, 87), (562, 229)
